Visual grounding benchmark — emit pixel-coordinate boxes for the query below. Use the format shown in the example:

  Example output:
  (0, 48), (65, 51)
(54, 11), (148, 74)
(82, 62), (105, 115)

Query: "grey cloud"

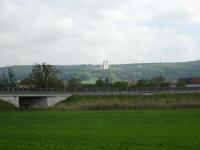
(0, 0), (200, 66)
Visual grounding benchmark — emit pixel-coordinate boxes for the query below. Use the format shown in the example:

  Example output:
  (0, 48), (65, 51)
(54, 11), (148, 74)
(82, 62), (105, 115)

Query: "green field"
(0, 109), (200, 150)
(55, 93), (200, 110)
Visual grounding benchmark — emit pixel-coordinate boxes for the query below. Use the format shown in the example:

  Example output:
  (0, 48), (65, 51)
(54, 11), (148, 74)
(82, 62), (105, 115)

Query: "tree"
(104, 78), (110, 87)
(111, 81), (128, 88)
(95, 79), (104, 87)
(145, 80), (156, 88)
(67, 77), (81, 88)
(160, 82), (170, 87)
(21, 62), (64, 88)
(0, 67), (17, 88)
(136, 80), (146, 88)
(176, 80), (186, 87)
(7, 67), (17, 88)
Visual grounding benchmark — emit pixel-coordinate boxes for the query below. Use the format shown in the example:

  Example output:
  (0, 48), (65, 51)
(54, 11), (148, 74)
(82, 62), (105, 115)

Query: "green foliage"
(177, 80), (187, 87)
(56, 93), (200, 110)
(0, 67), (17, 88)
(81, 84), (96, 88)
(21, 62), (64, 88)
(67, 77), (81, 88)
(47, 78), (65, 88)
(0, 110), (200, 149)
(95, 79), (105, 87)
(1, 60), (200, 82)
(111, 81), (128, 88)
(104, 78), (110, 87)
(95, 78), (111, 88)
(78, 72), (92, 81)
(135, 78), (170, 88)
(160, 82), (170, 87)
(136, 79), (146, 87)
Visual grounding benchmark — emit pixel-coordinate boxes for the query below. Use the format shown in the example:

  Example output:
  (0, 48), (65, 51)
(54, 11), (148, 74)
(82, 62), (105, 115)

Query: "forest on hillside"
(0, 60), (199, 83)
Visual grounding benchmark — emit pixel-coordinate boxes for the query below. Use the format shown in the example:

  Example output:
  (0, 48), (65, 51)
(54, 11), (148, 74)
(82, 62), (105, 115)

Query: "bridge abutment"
(0, 96), (19, 107)
(47, 96), (70, 107)
(0, 94), (72, 109)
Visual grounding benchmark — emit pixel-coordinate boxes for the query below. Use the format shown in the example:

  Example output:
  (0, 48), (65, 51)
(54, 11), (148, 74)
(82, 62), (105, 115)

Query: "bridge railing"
(0, 87), (200, 95)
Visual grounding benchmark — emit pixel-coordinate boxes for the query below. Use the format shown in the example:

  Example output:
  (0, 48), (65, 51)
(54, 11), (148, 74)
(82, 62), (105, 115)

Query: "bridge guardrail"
(0, 87), (200, 95)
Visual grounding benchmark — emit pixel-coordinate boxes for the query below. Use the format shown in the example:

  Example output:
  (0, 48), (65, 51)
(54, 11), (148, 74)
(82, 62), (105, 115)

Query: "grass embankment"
(0, 100), (17, 111)
(55, 93), (200, 110)
(0, 110), (200, 150)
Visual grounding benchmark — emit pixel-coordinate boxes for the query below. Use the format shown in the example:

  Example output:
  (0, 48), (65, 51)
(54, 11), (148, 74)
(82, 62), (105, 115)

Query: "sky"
(0, 0), (200, 66)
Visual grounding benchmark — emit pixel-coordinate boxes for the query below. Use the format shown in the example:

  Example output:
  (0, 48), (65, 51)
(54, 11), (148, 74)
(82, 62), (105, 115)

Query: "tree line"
(0, 63), (186, 89)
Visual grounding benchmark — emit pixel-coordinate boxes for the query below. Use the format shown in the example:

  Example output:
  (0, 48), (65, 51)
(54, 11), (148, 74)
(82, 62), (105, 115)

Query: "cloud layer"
(0, 0), (200, 66)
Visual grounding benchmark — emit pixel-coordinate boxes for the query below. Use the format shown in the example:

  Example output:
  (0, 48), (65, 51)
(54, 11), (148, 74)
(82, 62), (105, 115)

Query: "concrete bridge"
(0, 87), (200, 109)
(0, 93), (72, 109)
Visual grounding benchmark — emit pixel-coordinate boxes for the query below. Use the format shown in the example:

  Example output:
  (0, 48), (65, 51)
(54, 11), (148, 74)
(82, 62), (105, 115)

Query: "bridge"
(0, 92), (72, 109)
(0, 87), (200, 109)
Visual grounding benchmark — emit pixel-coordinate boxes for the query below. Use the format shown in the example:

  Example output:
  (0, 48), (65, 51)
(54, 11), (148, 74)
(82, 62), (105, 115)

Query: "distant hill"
(0, 60), (200, 83)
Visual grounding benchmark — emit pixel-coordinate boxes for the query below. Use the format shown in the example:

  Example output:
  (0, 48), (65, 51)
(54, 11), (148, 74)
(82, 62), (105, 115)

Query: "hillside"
(0, 60), (200, 82)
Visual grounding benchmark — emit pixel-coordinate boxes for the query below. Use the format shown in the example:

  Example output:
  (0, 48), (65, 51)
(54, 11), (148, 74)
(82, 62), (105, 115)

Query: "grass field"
(55, 93), (200, 110)
(0, 109), (200, 150)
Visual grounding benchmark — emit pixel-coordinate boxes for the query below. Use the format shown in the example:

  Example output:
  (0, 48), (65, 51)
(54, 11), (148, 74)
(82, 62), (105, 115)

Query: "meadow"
(0, 109), (200, 150)
(54, 93), (200, 110)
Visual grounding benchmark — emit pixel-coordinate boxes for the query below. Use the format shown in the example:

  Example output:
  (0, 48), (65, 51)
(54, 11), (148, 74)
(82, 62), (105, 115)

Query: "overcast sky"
(0, 0), (200, 66)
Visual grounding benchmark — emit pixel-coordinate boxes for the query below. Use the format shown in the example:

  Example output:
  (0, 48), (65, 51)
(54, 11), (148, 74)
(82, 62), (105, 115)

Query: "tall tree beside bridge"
(21, 62), (64, 88)
(0, 67), (17, 88)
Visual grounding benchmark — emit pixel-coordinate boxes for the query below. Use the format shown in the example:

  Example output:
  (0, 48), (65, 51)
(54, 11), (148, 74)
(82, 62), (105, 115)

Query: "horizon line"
(0, 59), (199, 68)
